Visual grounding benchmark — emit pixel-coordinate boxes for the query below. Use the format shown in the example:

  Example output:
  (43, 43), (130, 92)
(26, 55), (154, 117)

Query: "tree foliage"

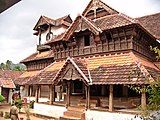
(0, 60), (26, 71)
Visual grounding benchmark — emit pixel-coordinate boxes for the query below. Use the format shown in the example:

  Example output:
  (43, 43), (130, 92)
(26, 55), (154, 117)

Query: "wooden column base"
(35, 86), (39, 103)
(109, 85), (114, 112)
(141, 92), (147, 110)
(49, 85), (53, 105)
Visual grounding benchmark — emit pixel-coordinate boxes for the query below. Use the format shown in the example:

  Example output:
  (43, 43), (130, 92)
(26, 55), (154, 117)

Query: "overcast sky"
(0, 0), (160, 64)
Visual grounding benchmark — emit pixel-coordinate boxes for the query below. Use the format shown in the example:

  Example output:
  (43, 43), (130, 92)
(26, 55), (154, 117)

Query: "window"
(84, 35), (90, 46)
(46, 32), (53, 41)
(106, 32), (112, 42)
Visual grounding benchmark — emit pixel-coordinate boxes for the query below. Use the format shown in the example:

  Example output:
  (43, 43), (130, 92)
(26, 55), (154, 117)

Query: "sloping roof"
(0, 0), (21, 13)
(0, 78), (15, 88)
(94, 13), (136, 31)
(136, 12), (160, 40)
(0, 70), (23, 80)
(19, 52), (160, 85)
(85, 52), (160, 84)
(45, 33), (65, 44)
(0, 70), (22, 88)
(14, 70), (40, 85)
(27, 60), (65, 85)
(21, 50), (54, 63)
(82, 0), (118, 17)
(154, 62), (160, 70)
(33, 15), (72, 30)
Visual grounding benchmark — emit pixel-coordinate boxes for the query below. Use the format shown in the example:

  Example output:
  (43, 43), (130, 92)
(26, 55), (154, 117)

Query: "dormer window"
(84, 35), (90, 46)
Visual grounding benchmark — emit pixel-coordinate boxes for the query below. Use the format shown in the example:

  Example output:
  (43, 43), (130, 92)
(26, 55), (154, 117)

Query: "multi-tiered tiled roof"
(16, 0), (160, 86)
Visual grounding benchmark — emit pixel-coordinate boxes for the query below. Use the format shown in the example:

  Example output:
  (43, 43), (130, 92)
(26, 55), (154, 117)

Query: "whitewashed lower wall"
(86, 110), (142, 120)
(34, 103), (67, 118)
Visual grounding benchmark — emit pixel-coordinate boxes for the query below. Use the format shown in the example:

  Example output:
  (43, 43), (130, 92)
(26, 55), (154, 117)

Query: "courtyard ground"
(0, 104), (55, 120)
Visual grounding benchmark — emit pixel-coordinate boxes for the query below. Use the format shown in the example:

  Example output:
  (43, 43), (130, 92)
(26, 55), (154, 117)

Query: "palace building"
(15, 0), (160, 119)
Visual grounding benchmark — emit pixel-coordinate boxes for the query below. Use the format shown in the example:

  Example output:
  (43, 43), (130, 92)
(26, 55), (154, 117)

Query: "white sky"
(0, 0), (160, 63)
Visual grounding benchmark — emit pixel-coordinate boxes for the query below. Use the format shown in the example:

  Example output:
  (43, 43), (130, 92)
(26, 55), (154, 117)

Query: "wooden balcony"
(37, 45), (51, 52)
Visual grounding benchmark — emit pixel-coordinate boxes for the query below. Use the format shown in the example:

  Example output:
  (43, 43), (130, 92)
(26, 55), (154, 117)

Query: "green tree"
(5, 60), (12, 70)
(13, 65), (22, 71)
(0, 63), (6, 70)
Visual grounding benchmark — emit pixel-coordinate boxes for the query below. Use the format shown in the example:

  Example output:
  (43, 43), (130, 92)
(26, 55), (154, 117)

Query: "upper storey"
(33, 15), (72, 51)
(22, 0), (160, 66)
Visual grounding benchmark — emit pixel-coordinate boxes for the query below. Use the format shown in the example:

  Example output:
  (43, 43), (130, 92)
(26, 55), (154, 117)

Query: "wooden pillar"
(141, 91), (147, 110)
(122, 86), (128, 97)
(29, 86), (32, 96)
(35, 85), (39, 103)
(49, 85), (55, 105)
(38, 85), (41, 98)
(85, 85), (90, 109)
(101, 85), (106, 96)
(109, 85), (114, 112)
(87, 86), (90, 109)
(66, 82), (71, 107)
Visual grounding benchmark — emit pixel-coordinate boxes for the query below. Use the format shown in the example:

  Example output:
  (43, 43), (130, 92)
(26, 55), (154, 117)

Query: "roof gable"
(33, 16), (55, 30)
(63, 15), (102, 40)
(54, 57), (90, 85)
(82, 0), (118, 19)
(33, 15), (72, 31)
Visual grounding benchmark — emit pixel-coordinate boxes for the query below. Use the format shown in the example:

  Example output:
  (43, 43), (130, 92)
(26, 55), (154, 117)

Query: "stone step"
(64, 110), (84, 118)
(60, 115), (81, 120)
(67, 106), (85, 112)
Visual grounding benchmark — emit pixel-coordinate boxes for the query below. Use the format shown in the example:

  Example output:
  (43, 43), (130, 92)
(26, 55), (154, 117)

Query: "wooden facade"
(16, 0), (160, 113)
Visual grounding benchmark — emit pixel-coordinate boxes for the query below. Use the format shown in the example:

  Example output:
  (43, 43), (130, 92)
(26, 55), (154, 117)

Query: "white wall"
(20, 85), (28, 99)
(8, 89), (13, 104)
(34, 103), (66, 118)
(86, 110), (142, 120)
(38, 26), (66, 44)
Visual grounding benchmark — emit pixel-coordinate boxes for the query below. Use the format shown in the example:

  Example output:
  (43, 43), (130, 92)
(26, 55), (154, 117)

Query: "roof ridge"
(82, 0), (118, 16)
(81, 15), (102, 32)
(136, 12), (160, 19)
(119, 13), (138, 23)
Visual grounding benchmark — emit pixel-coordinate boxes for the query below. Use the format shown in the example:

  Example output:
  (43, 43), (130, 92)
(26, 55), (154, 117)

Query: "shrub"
(29, 100), (35, 109)
(0, 94), (5, 102)
(14, 98), (22, 112)
(4, 112), (10, 119)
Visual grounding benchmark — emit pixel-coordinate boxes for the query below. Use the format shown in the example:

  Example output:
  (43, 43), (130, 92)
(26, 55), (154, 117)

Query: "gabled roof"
(33, 16), (55, 30)
(21, 50), (54, 63)
(53, 57), (90, 85)
(63, 15), (102, 40)
(82, 0), (118, 18)
(33, 15), (72, 30)
(136, 12), (160, 40)
(0, 70), (23, 88)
